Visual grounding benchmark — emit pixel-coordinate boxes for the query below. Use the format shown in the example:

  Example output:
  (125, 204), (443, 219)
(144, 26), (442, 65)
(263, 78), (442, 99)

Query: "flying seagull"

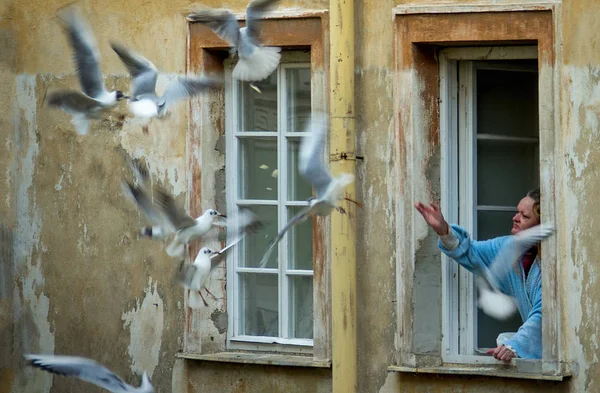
(476, 223), (554, 320)
(176, 208), (264, 308)
(187, 0), (282, 82)
(24, 354), (153, 393)
(110, 42), (223, 120)
(121, 175), (227, 258)
(257, 112), (362, 268)
(120, 155), (171, 240)
(46, 4), (127, 134)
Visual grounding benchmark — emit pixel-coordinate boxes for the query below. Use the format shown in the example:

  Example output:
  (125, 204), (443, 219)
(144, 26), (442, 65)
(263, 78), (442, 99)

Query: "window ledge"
(388, 364), (571, 381)
(177, 352), (331, 368)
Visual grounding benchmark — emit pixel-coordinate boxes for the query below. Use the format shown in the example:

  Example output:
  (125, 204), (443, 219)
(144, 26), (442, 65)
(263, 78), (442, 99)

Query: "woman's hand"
(414, 202), (450, 236)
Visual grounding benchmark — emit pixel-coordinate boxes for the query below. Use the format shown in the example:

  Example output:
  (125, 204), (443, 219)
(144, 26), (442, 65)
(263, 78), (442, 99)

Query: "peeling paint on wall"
(12, 73), (55, 393)
(121, 277), (164, 378)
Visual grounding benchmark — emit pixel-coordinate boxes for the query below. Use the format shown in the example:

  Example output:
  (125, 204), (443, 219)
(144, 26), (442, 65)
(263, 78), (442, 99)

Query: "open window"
(440, 47), (541, 362)
(392, 9), (569, 379)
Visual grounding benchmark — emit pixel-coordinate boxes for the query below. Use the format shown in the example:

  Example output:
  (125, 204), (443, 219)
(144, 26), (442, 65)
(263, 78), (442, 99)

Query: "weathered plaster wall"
(3, 1), (331, 393)
(4, 0), (201, 392)
(560, 0), (600, 392)
(6, 0), (600, 392)
(186, 362), (332, 393)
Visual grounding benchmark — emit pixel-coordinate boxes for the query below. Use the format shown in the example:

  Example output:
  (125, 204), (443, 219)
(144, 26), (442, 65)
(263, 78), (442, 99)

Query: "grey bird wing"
(187, 8), (240, 47)
(257, 205), (312, 268)
(153, 187), (197, 230)
(245, 0), (281, 42)
(298, 112), (332, 198)
(118, 148), (151, 186)
(210, 235), (246, 270)
(46, 90), (101, 113)
(224, 208), (265, 237)
(110, 42), (158, 98)
(121, 179), (165, 227)
(160, 75), (223, 108)
(489, 223), (555, 283)
(25, 354), (137, 393)
(175, 260), (198, 289)
(56, 5), (106, 99)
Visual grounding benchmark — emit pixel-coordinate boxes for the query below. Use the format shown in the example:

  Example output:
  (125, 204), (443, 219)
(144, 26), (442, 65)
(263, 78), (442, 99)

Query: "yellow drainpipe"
(329, 0), (356, 392)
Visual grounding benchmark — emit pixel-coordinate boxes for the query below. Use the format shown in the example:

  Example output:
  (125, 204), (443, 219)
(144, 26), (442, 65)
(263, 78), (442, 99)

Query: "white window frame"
(224, 55), (315, 353)
(439, 46), (541, 364)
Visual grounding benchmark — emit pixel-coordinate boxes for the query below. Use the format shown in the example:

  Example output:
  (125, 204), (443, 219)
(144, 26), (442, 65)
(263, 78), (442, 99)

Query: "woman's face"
(511, 196), (540, 235)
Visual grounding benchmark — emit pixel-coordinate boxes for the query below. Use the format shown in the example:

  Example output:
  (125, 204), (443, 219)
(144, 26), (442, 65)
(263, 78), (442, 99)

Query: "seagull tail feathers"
(233, 46), (281, 82)
(166, 239), (185, 258)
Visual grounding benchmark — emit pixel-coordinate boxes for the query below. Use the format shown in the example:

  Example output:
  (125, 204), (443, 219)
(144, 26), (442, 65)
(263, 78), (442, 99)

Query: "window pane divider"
(236, 199), (279, 206)
(476, 134), (538, 143)
(237, 267), (279, 274)
(476, 205), (517, 212)
(234, 131), (278, 138)
(286, 270), (314, 276)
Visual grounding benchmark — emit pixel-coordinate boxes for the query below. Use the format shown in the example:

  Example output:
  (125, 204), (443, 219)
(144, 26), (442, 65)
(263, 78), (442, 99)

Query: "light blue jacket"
(438, 224), (542, 359)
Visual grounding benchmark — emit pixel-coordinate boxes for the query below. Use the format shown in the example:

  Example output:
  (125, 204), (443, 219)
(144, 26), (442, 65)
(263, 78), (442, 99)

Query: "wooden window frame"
(184, 11), (331, 362)
(392, 6), (570, 378)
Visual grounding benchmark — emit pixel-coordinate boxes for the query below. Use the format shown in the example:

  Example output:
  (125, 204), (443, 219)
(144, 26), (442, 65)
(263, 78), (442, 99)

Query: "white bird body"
(47, 5), (127, 134)
(165, 210), (225, 257)
(111, 42), (222, 120)
(130, 99), (159, 118)
(477, 283), (518, 320)
(185, 248), (213, 309)
(257, 112), (358, 268)
(25, 354), (153, 393)
(475, 223), (554, 320)
(187, 0), (282, 82)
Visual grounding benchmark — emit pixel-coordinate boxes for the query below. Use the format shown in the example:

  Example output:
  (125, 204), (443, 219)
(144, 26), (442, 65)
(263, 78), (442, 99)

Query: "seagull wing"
(175, 260), (199, 289)
(489, 223), (555, 283)
(187, 8), (240, 47)
(209, 235), (247, 270)
(153, 187), (197, 230)
(245, 0), (280, 42)
(298, 112), (332, 199)
(46, 90), (101, 113)
(56, 6), (106, 99)
(121, 179), (167, 228)
(110, 42), (158, 98)
(160, 75), (223, 108)
(257, 205), (312, 268)
(25, 354), (138, 393)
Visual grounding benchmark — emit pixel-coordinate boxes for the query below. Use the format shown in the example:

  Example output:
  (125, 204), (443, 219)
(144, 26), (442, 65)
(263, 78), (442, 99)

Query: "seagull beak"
(218, 214), (227, 218)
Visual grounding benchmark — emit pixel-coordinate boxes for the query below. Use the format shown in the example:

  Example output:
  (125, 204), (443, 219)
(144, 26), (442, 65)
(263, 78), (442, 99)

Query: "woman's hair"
(527, 188), (541, 221)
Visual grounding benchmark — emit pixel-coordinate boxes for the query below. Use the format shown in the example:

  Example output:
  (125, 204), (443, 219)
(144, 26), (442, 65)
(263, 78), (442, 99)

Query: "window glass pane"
(287, 206), (313, 270)
(476, 66), (538, 138)
(477, 140), (539, 206)
(239, 137), (278, 200)
(237, 74), (278, 132)
(239, 205), (278, 268)
(288, 275), (313, 339)
(477, 306), (523, 350)
(287, 138), (314, 201)
(476, 210), (515, 240)
(286, 68), (311, 133)
(239, 273), (278, 337)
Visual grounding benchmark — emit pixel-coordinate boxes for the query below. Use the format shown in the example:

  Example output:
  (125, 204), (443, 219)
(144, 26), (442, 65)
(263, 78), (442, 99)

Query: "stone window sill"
(388, 362), (572, 381)
(177, 352), (331, 368)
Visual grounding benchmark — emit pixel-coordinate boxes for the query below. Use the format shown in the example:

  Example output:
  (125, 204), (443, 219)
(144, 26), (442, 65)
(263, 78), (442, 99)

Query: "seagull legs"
(197, 290), (209, 307)
(204, 286), (218, 300)
(343, 197), (364, 209)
